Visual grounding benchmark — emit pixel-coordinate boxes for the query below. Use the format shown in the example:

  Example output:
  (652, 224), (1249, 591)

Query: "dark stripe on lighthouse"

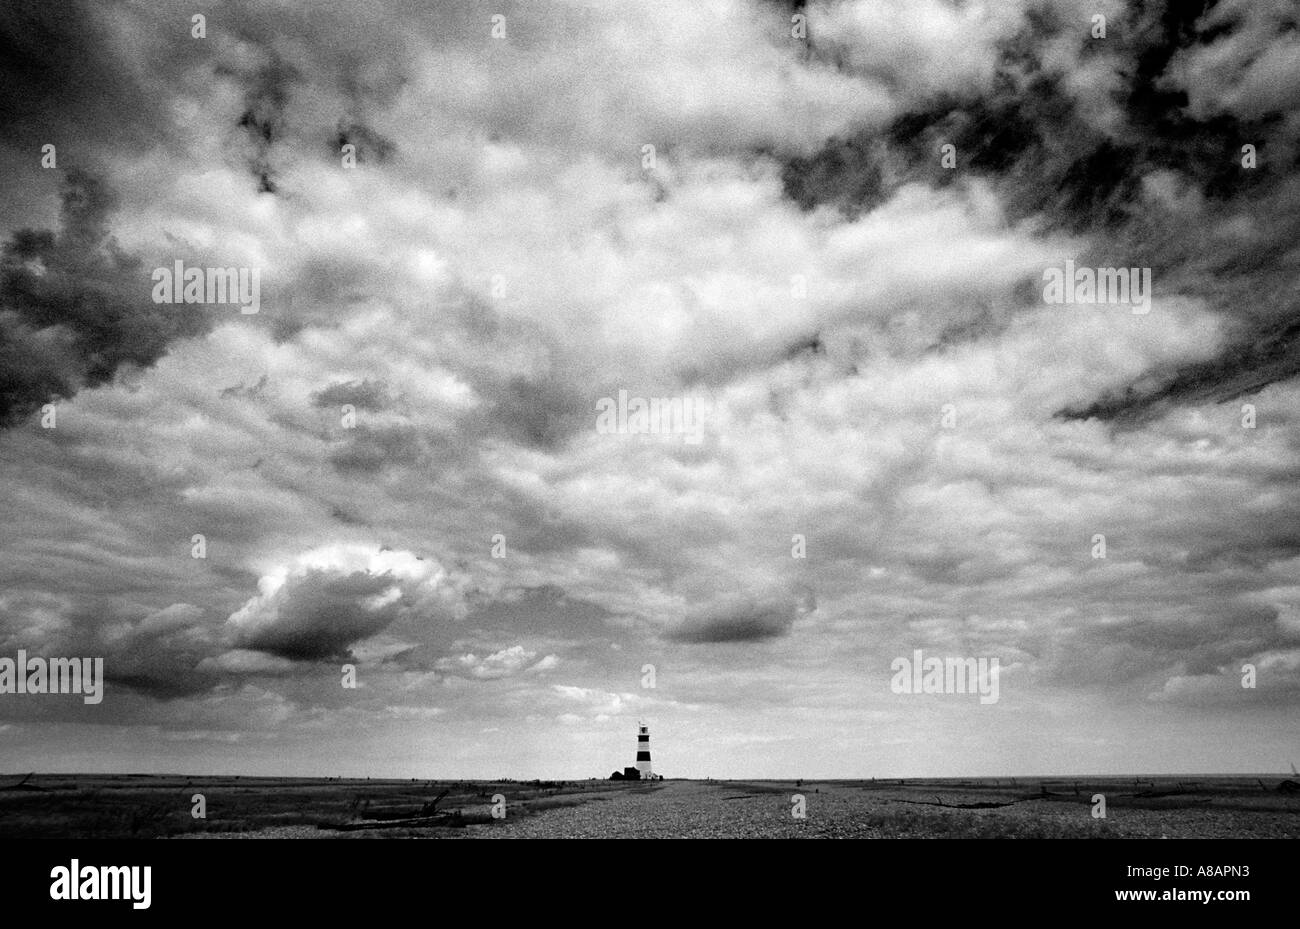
(638, 735), (649, 742)
(636, 751), (651, 761)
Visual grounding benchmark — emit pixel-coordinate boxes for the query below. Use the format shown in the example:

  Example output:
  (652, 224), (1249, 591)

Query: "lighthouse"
(636, 721), (653, 779)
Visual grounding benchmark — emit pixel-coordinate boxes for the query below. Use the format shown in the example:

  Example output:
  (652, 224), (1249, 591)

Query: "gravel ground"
(464, 780), (1300, 839)
(171, 779), (1300, 838)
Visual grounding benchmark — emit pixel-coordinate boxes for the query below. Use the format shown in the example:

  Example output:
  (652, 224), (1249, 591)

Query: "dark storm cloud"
(334, 120), (396, 165)
(328, 423), (426, 473)
(667, 598), (802, 644)
(312, 378), (396, 412)
(230, 569), (406, 661)
(329, 504), (373, 527)
(0, 171), (213, 426)
(1042, 599), (1296, 695)
(234, 60), (298, 194)
(488, 373), (590, 450)
(781, 134), (887, 216)
(0, 598), (222, 704)
(0, 2), (165, 151)
(1058, 315), (1300, 424)
(104, 668), (218, 701)
(220, 374), (270, 401)
(1182, 529), (1300, 573)
(788, 2), (1281, 224)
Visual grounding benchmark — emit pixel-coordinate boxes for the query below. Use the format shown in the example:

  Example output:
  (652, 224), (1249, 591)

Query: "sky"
(0, 0), (1298, 778)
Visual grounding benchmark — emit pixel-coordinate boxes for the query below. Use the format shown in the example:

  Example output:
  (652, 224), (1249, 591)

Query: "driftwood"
(327, 786), (459, 830)
(329, 813), (466, 831)
(1, 772), (45, 791)
(895, 796), (1034, 810)
(418, 788), (450, 816)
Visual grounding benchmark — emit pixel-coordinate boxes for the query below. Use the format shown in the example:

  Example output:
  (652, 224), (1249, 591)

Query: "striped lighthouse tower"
(636, 721), (653, 779)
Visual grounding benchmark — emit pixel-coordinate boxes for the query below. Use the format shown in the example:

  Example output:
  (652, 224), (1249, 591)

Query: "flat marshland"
(1, 774), (1295, 839)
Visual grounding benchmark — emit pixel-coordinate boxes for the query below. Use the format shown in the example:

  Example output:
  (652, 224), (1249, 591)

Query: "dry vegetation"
(1, 773), (1296, 839)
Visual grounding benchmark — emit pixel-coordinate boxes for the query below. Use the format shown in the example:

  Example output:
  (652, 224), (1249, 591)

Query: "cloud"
(328, 423), (426, 473)
(0, 170), (212, 425)
(383, 705), (444, 719)
(228, 569), (404, 660)
(552, 684), (639, 716)
(3, 0), (1300, 778)
(197, 649), (296, 675)
(311, 378), (396, 412)
(784, 0), (1300, 424)
(436, 646), (557, 680)
(0, 1), (168, 152)
(1167, 0), (1300, 122)
(667, 594), (811, 644)
(225, 546), (452, 661)
(808, 0), (1033, 101)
